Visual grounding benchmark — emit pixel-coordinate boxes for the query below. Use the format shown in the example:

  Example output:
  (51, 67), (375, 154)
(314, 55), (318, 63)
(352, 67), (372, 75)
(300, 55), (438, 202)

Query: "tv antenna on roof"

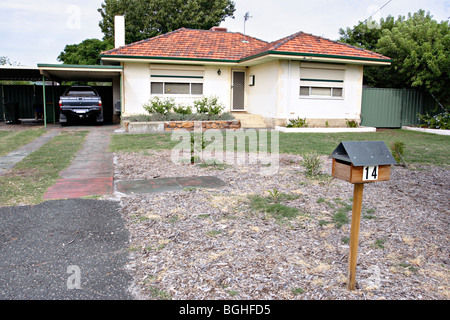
(243, 12), (253, 43)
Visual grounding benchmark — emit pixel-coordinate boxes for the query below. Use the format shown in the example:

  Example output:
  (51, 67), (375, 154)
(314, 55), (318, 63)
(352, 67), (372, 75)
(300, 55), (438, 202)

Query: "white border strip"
(402, 126), (450, 136)
(275, 126), (377, 133)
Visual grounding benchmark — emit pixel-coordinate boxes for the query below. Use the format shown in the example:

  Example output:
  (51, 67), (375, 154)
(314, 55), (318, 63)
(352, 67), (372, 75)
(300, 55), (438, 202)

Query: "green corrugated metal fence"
(361, 88), (438, 128)
(0, 84), (60, 123)
(0, 84), (113, 123)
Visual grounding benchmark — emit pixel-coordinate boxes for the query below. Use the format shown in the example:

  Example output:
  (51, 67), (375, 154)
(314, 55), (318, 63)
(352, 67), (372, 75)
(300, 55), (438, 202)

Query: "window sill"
(299, 96), (344, 100)
(150, 94), (204, 97)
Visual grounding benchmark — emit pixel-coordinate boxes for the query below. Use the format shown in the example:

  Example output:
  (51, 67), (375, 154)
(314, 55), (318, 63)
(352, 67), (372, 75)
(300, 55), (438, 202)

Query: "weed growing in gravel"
(363, 208), (377, 220)
(316, 197), (352, 228)
(291, 287), (305, 295)
(227, 290), (240, 297)
(332, 207), (350, 228)
(301, 152), (323, 176)
(205, 230), (223, 238)
(341, 236), (350, 244)
(372, 238), (387, 249)
(147, 285), (172, 300)
(267, 188), (281, 203)
(248, 192), (300, 223)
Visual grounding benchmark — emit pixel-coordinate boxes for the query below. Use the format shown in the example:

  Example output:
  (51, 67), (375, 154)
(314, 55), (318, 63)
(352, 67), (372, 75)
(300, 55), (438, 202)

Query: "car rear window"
(64, 87), (97, 96)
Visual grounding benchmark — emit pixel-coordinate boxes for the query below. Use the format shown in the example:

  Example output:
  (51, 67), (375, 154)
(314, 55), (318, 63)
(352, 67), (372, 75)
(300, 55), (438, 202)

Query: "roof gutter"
(100, 55), (240, 66)
(240, 51), (392, 66)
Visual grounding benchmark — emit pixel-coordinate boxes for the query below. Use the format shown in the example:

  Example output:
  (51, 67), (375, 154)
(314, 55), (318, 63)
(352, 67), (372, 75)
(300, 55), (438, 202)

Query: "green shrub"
(173, 105), (193, 115)
(128, 112), (235, 122)
(193, 96), (224, 115)
(300, 152), (323, 176)
(345, 119), (359, 128)
(286, 117), (308, 128)
(143, 97), (175, 115)
(417, 112), (449, 130)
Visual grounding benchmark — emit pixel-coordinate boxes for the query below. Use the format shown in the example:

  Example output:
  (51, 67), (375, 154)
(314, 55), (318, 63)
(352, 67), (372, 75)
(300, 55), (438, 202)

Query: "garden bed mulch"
(112, 151), (449, 300)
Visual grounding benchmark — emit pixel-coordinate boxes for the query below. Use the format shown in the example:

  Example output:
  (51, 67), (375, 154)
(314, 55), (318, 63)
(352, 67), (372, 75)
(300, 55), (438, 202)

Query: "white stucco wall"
(123, 62), (151, 115)
(203, 66), (232, 112)
(244, 61), (364, 125)
(247, 61), (278, 118)
(277, 61), (364, 121)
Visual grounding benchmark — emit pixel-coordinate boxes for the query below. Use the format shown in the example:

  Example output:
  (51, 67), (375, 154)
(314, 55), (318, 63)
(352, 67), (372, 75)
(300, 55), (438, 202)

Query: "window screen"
(311, 87), (332, 96)
(165, 83), (190, 94)
(191, 83), (203, 95)
(332, 88), (343, 97)
(151, 83), (164, 94)
(300, 87), (310, 96)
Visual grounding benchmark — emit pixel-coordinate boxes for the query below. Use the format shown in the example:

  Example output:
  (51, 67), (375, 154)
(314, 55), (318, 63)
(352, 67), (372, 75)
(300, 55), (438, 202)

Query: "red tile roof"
(102, 28), (268, 61)
(101, 28), (391, 63)
(247, 31), (390, 61)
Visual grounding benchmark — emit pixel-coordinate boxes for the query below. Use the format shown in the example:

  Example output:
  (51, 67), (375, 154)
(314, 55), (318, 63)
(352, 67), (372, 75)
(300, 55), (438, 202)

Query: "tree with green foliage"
(339, 10), (449, 106)
(0, 56), (20, 66)
(57, 38), (114, 65)
(98, 0), (236, 44)
(339, 16), (396, 52)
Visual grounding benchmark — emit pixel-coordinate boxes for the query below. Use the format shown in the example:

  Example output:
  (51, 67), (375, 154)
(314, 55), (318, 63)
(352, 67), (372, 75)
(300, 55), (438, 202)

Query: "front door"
(232, 71), (246, 111)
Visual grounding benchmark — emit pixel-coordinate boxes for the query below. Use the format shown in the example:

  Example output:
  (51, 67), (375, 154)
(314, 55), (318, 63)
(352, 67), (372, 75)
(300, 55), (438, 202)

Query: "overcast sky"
(0, 0), (448, 66)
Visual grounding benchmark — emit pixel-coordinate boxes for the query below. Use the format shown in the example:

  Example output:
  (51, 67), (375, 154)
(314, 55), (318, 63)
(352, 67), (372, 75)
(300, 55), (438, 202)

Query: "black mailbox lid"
(330, 141), (397, 167)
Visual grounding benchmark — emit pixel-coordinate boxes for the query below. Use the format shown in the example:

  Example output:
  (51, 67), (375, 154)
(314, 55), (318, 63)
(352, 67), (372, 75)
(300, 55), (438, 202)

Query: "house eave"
(100, 55), (240, 66)
(240, 51), (392, 66)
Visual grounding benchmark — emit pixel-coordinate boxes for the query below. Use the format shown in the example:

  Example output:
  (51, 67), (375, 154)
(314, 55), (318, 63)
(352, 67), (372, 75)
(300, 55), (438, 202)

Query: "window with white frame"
(150, 66), (204, 95)
(299, 65), (345, 98)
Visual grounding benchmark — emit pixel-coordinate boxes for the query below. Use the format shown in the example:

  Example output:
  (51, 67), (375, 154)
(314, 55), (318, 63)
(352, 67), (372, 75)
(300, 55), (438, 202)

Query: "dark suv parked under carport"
(59, 86), (103, 126)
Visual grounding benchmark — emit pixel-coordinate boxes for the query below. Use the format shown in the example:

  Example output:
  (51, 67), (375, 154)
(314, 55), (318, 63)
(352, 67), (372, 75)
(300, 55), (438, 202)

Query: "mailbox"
(329, 141), (397, 290)
(330, 141), (397, 184)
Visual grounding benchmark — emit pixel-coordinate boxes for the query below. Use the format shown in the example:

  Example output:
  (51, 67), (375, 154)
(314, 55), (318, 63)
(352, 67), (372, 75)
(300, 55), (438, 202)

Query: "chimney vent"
(115, 15), (125, 48)
(210, 27), (228, 32)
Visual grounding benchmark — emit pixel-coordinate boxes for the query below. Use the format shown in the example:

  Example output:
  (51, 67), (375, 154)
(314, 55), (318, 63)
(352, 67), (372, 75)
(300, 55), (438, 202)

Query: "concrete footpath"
(43, 125), (226, 199)
(44, 128), (115, 200)
(0, 131), (60, 176)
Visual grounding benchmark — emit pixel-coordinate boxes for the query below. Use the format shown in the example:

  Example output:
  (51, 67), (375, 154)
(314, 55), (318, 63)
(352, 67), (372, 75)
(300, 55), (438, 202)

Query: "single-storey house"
(100, 25), (391, 128)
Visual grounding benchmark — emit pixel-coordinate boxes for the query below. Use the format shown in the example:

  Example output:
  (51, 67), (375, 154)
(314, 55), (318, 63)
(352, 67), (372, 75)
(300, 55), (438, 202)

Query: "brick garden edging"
(122, 120), (241, 133)
(165, 120), (241, 131)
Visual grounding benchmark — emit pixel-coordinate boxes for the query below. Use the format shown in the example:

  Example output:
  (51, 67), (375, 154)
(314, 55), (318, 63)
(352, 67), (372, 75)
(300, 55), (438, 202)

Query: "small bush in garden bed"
(286, 117), (308, 128)
(193, 96), (224, 115)
(417, 112), (449, 130)
(143, 97), (175, 115)
(138, 96), (232, 121)
(345, 119), (359, 128)
(173, 105), (193, 115)
(127, 112), (235, 122)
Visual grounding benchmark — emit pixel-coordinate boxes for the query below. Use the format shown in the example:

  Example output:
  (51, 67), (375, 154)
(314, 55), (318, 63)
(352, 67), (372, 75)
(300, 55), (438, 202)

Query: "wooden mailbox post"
(330, 141), (397, 290)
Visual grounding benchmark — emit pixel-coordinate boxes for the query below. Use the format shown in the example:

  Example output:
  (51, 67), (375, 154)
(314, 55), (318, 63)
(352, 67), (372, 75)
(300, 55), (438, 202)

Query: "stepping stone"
(115, 176), (226, 195)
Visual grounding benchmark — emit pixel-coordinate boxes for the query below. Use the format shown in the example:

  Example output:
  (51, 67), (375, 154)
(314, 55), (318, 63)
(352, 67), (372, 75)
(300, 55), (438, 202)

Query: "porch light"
(217, 69), (221, 75)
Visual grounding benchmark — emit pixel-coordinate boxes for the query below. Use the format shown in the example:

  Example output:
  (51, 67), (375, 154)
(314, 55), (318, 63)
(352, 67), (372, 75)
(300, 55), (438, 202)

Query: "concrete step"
(232, 113), (268, 129)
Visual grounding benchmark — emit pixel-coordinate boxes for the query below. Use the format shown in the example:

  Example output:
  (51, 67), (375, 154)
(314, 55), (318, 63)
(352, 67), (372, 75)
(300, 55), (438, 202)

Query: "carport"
(38, 64), (123, 127)
(0, 64), (123, 127)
